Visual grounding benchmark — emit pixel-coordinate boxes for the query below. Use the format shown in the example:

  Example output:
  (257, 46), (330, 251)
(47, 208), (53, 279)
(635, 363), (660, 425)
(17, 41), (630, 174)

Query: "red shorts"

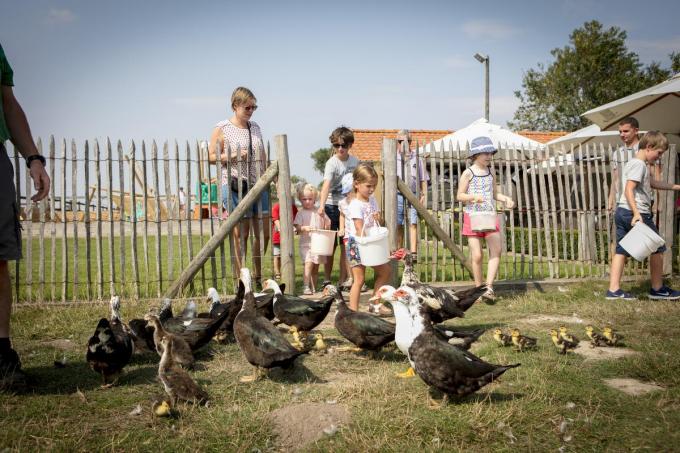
(462, 213), (500, 238)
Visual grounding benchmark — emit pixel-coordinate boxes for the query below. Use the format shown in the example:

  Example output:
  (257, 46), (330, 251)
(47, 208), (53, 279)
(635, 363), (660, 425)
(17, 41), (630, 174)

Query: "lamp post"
(474, 53), (489, 121)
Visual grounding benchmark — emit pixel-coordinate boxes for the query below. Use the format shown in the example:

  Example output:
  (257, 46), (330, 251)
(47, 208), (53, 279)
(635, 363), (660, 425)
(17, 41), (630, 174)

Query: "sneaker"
(274, 273), (281, 281)
(360, 283), (368, 292)
(481, 287), (496, 303)
(302, 286), (313, 296)
(0, 348), (27, 389)
(339, 278), (353, 291)
(649, 286), (680, 300)
(605, 289), (637, 300)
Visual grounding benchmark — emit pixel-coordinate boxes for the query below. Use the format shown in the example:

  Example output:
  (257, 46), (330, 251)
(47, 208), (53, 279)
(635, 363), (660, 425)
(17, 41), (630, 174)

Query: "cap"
(468, 136), (497, 157)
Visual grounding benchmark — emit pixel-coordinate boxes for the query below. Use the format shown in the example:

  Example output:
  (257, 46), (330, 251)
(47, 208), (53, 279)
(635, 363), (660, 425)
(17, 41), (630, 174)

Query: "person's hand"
(472, 195), (484, 203)
(29, 161), (50, 202)
(317, 206), (325, 217)
(631, 213), (642, 226)
(505, 198), (515, 210)
(301, 226), (311, 232)
(373, 212), (381, 221)
(338, 229), (344, 237)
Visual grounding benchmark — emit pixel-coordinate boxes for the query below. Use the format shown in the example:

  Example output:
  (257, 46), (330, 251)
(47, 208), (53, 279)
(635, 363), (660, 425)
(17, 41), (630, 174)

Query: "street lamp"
(473, 53), (489, 121)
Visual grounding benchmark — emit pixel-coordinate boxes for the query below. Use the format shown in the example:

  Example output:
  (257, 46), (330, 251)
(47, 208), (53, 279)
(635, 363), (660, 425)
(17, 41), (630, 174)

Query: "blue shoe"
(649, 286), (680, 300)
(605, 289), (637, 300)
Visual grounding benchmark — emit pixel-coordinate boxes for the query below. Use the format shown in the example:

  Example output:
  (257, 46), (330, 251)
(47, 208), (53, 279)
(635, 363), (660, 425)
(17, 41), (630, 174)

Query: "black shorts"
(324, 204), (341, 231)
(0, 144), (21, 261)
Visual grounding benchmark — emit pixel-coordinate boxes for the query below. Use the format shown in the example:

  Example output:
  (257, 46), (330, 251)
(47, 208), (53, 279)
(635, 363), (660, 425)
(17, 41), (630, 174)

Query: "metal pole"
(484, 57), (490, 121)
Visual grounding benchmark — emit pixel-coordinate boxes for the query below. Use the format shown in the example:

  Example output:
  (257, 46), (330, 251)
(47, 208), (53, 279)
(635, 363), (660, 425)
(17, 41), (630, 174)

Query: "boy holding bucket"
(294, 184), (330, 295)
(607, 131), (680, 300)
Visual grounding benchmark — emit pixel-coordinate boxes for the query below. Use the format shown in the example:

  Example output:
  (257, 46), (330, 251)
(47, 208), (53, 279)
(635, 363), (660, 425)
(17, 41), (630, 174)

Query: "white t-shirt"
(323, 154), (359, 206)
(347, 196), (379, 236)
(338, 197), (351, 238)
(618, 158), (652, 214)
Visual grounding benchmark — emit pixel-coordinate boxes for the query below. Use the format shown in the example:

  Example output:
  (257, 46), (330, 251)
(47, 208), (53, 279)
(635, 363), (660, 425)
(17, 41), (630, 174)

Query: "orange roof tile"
(517, 130), (568, 144)
(350, 129), (453, 161)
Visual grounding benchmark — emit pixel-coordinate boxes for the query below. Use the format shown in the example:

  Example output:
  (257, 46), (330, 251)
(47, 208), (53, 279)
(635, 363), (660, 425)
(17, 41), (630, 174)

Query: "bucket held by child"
(469, 211), (498, 232)
(310, 229), (336, 256)
(619, 221), (665, 261)
(353, 225), (390, 267)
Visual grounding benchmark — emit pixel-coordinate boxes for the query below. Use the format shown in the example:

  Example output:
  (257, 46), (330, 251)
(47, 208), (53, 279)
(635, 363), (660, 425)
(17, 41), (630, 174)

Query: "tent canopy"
(546, 124), (626, 148)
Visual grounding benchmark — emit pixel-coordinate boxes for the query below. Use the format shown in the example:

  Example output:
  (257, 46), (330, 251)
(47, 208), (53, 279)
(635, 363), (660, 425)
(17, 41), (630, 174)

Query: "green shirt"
(0, 43), (15, 143)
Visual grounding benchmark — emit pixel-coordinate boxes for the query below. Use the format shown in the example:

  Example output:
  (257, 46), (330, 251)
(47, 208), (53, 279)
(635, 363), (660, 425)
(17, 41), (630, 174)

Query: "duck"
(233, 268), (307, 382)
(160, 300), (232, 351)
(603, 326), (623, 346)
(144, 314), (195, 369)
(86, 296), (134, 387)
(550, 328), (577, 354)
(128, 298), (174, 353)
(407, 297), (520, 404)
(179, 300), (197, 319)
(390, 248), (487, 323)
(585, 325), (608, 347)
(324, 284), (395, 352)
(263, 279), (334, 349)
(511, 328), (537, 352)
(493, 328), (513, 347)
(558, 326), (580, 346)
(157, 335), (209, 405)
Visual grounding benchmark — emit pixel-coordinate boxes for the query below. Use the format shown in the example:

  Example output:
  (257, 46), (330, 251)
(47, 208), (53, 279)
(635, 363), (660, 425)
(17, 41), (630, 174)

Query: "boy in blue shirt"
(607, 131), (680, 300)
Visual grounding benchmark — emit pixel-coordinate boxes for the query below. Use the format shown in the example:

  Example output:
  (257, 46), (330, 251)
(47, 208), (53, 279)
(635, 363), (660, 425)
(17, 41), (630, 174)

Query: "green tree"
(311, 147), (332, 175)
(509, 21), (676, 132)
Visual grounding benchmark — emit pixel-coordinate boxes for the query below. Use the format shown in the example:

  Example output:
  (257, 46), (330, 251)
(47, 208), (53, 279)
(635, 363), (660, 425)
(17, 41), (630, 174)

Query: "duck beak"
(368, 294), (381, 302)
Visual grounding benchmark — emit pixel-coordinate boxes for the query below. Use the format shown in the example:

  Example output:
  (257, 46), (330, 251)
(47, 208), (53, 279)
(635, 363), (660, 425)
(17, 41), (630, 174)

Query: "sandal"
(274, 274), (282, 281)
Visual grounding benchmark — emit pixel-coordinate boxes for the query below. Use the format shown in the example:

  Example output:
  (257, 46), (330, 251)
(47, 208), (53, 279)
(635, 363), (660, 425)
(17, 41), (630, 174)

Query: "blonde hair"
(231, 86), (256, 110)
(352, 163), (378, 192)
(639, 131), (669, 151)
(298, 183), (318, 202)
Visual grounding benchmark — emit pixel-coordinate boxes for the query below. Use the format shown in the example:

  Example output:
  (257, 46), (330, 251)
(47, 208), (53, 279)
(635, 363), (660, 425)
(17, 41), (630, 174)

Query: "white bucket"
(619, 221), (665, 261)
(469, 211), (497, 232)
(354, 226), (390, 266)
(310, 229), (336, 256)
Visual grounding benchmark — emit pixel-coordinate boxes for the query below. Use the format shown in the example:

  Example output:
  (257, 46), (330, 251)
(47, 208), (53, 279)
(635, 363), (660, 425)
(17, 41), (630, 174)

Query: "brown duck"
(158, 335), (209, 405)
(144, 314), (195, 369)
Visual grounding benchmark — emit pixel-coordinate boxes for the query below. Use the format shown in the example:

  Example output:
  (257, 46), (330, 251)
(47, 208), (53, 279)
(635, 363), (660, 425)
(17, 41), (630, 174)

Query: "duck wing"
(274, 294), (334, 331)
(335, 304), (395, 349)
(433, 326), (486, 350)
(128, 318), (156, 352)
(162, 309), (231, 351)
(234, 312), (305, 369)
(414, 285), (465, 323)
(160, 367), (209, 403)
(450, 285), (487, 311)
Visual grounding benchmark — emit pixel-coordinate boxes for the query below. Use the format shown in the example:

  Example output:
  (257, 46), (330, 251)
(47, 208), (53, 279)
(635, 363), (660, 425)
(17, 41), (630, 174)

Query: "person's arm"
(650, 178), (680, 191)
(456, 171), (482, 203)
(492, 174), (515, 209)
(338, 211), (345, 237)
(2, 85), (50, 201)
(317, 179), (331, 216)
(353, 218), (365, 237)
(624, 179), (641, 225)
(273, 219), (281, 232)
(207, 127), (245, 164)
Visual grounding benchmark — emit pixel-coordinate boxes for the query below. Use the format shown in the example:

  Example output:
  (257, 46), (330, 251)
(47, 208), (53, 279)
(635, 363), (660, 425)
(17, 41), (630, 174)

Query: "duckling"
(313, 333), (327, 352)
(559, 326), (580, 345)
(144, 314), (195, 369)
(511, 328), (537, 352)
(585, 325), (607, 347)
(157, 335), (209, 405)
(152, 399), (177, 417)
(550, 329), (577, 354)
(493, 328), (512, 347)
(603, 326), (623, 346)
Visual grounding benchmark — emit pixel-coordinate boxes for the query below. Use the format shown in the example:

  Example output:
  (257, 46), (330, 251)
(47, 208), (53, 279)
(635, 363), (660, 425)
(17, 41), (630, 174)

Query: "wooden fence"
(381, 138), (678, 283)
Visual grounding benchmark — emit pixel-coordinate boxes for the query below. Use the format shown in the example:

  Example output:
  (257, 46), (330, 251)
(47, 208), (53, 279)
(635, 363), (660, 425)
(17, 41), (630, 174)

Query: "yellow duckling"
(290, 326), (305, 350)
(493, 328), (512, 347)
(559, 326), (580, 345)
(313, 333), (327, 352)
(603, 326), (622, 346)
(152, 399), (176, 417)
(511, 328), (537, 352)
(585, 325), (607, 347)
(550, 329), (577, 355)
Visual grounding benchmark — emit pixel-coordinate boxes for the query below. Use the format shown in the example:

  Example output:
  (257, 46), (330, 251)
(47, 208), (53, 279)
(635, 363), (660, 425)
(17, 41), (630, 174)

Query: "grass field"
(2, 278), (680, 451)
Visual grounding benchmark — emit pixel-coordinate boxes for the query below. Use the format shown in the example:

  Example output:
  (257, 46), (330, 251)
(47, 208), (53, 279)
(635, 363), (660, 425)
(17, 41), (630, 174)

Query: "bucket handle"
(359, 217), (382, 238)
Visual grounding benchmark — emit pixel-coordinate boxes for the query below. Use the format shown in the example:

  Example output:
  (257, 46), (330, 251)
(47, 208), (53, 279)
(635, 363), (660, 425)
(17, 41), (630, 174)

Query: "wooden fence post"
(275, 135), (296, 293)
(382, 138), (398, 286)
(163, 162), (279, 299)
(660, 144), (677, 275)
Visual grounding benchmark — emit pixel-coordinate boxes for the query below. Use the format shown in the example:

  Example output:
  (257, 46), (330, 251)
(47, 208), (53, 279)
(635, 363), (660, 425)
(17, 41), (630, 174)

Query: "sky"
(2, 0), (679, 185)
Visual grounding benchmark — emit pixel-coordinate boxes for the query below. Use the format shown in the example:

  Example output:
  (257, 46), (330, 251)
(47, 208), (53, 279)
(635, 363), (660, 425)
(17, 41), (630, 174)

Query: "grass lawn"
(2, 279), (680, 451)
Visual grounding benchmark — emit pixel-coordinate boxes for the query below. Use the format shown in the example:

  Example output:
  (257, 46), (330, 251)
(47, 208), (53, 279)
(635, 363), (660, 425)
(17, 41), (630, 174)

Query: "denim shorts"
(396, 194), (418, 225)
(614, 207), (665, 256)
(222, 185), (270, 219)
(0, 144), (21, 261)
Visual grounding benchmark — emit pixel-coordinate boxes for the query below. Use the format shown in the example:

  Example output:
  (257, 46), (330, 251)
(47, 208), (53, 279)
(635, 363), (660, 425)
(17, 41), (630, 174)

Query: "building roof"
(350, 129), (453, 161)
(516, 130), (568, 144)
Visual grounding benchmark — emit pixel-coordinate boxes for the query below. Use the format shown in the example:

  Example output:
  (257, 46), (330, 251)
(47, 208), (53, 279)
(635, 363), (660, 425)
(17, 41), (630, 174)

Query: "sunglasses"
(397, 139), (412, 144)
(332, 143), (350, 149)
(242, 105), (258, 112)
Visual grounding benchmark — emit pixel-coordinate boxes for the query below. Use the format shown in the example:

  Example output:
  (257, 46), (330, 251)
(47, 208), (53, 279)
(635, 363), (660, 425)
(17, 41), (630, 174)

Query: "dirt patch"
(519, 314), (590, 326)
(604, 378), (664, 396)
(269, 402), (350, 451)
(41, 339), (78, 350)
(573, 343), (638, 361)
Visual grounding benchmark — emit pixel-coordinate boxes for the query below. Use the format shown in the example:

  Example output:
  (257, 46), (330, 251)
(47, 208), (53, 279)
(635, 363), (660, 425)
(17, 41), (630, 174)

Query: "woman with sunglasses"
(317, 126), (360, 287)
(209, 87), (270, 289)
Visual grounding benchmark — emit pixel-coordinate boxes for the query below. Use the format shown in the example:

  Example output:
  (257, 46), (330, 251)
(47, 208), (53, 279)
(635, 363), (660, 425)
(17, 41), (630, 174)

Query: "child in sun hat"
(456, 136), (514, 302)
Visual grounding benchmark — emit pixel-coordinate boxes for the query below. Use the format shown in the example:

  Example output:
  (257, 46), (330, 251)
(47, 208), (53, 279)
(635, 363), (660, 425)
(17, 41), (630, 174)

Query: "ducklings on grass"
(558, 326), (580, 345)
(585, 325), (608, 347)
(493, 328), (512, 347)
(511, 328), (537, 352)
(550, 329), (577, 355)
(603, 326), (623, 346)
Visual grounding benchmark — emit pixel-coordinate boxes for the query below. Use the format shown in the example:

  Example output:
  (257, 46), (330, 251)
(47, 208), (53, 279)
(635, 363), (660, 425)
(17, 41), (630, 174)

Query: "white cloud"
(46, 8), (76, 24)
(462, 19), (522, 40)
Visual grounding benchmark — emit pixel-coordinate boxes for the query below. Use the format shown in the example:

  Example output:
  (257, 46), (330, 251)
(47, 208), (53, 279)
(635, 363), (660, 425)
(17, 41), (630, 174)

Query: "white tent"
(546, 124), (624, 148)
(582, 73), (680, 133)
(417, 118), (542, 156)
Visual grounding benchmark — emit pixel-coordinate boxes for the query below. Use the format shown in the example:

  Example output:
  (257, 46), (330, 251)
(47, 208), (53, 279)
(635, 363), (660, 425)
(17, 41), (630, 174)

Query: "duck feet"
(239, 367), (265, 383)
(334, 346), (363, 353)
(427, 390), (449, 409)
(396, 367), (416, 378)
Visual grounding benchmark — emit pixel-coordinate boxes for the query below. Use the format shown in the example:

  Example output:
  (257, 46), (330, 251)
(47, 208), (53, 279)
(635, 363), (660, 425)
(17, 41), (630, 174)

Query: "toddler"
(294, 184), (330, 295)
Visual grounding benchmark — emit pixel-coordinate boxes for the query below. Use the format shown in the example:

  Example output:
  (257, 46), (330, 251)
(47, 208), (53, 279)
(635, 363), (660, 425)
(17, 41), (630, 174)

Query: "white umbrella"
(546, 124), (626, 148)
(417, 118), (542, 156)
(582, 73), (680, 133)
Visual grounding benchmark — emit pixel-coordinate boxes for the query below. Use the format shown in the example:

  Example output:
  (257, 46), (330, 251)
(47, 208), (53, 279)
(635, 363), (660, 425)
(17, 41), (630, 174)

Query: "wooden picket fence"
(381, 139), (678, 283)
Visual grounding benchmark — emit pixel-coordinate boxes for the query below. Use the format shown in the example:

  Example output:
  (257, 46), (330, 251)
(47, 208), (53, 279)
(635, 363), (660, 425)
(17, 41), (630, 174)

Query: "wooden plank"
(152, 141), (162, 297)
(572, 145), (585, 277)
(520, 146), (535, 278)
(117, 140), (126, 297)
(213, 138), (227, 293)
(429, 142), (438, 282)
(195, 141), (206, 293)
(49, 136), (57, 301)
(107, 138), (115, 296)
(95, 139), (103, 301)
(455, 144), (465, 280)
(495, 148), (507, 280)
(581, 144), (596, 274)
(543, 147), (560, 278)
(276, 136), (295, 292)
(661, 144), (676, 275)
(25, 143), (34, 302)
(202, 140), (217, 289)
(447, 140), (456, 278)
(527, 147), (544, 278)
(438, 146), (446, 281)
(84, 140), (92, 300)
(142, 141), (150, 297)
(71, 140), (79, 301)
(383, 138), (398, 287)
(174, 141), (184, 292)
(12, 146), (20, 301)
(535, 147), (555, 278)
(504, 148), (517, 279)
(164, 161), (279, 299)
(591, 143), (606, 276)
(185, 142), (195, 295)
(561, 145), (577, 277)
(130, 142), (140, 299)
(552, 146), (569, 279)
(37, 140), (46, 302)
(163, 142), (174, 284)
